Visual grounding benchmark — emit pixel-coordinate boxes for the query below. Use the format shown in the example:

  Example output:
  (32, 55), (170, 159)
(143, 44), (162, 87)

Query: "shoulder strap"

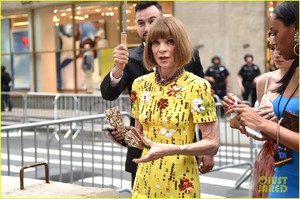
(263, 74), (269, 95)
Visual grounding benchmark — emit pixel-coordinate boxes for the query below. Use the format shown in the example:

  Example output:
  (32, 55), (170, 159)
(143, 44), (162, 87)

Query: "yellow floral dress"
(131, 71), (217, 198)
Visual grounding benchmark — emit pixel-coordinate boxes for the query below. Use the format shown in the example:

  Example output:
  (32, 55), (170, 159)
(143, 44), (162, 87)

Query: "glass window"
(52, 2), (121, 90)
(1, 19), (11, 73)
(1, 1), (174, 92)
(1, 14), (31, 90)
(52, 1), (173, 91)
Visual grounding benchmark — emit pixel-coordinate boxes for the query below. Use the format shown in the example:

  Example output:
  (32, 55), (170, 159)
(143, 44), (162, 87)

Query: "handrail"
(20, 162), (49, 190)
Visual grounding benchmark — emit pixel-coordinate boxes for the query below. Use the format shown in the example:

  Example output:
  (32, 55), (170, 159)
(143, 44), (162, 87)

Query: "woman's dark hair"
(273, 2), (299, 94)
(135, 1), (162, 14)
(273, 1), (298, 27)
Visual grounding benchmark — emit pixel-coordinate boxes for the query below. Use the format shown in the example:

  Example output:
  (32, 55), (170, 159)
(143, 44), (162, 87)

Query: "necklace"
(155, 67), (185, 86)
(277, 84), (299, 118)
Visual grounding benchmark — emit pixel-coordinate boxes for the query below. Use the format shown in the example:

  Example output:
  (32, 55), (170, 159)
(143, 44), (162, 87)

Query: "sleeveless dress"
(269, 95), (299, 198)
(131, 71), (217, 198)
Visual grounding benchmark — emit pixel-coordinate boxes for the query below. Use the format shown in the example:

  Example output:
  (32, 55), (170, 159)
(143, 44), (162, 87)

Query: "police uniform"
(205, 65), (229, 99)
(238, 64), (261, 106)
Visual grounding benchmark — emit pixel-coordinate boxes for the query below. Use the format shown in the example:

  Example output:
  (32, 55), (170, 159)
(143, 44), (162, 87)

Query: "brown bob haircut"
(144, 17), (193, 71)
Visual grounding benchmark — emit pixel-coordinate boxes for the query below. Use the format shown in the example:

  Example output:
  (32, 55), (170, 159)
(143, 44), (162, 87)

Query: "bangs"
(144, 17), (193, 71)
(148, 20), (172, 42)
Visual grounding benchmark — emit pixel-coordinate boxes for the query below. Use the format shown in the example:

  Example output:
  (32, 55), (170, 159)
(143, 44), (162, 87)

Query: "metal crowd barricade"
(1, 112), (132, 195)
(2, 91), (257, 190)
(211, 96), (255, 188)
(1, 92), (131, 124)
(1, 91), (27, 124)
(1, 92), (58, 124)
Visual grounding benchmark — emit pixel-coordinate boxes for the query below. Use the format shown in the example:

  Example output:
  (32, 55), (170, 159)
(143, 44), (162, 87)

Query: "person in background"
(82, 43), (94, 93)
(1, 65), (13, 112)
(204, 56), (229, 118)
(237, 54), (261, 106)
(130, 16), (218, 198)
(100, 1), (213, 187)
(224, 2), (298, 198)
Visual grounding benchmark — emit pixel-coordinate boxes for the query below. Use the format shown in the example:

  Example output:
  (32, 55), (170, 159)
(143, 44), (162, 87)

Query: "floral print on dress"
(157, 98), (169, 110)
(131, 91), (137, 103)
(131, 90), (138, 111)
(179, 178), (194, 193)
(142, 91), (151, 102)
(167, 83), (186, 98)
(160, 128), (175, 138)
(191, 98), (211, 115)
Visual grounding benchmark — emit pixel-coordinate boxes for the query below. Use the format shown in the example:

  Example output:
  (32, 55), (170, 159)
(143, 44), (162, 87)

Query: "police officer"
(204, 56), (230, 100)
(237, 54), (261, 106)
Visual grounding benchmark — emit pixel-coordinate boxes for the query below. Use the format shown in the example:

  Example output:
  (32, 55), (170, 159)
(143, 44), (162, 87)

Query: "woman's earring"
(294, 31), (299, 56)
(294, 31), (299, 42)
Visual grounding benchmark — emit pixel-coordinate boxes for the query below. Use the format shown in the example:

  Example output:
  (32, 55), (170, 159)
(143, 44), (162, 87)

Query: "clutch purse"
(281, 111), (299, 132)
(104, 107), (150, 149)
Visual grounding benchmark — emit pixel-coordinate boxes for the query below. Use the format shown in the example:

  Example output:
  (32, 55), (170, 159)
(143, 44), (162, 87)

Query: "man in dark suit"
(100, 1), (212, 187)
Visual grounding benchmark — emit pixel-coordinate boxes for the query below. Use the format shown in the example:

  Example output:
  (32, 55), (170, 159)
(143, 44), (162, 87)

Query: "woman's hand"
(221, 93), (243, 115)
(106, 126), (124, 141)
(256, 104), (278, 122)
(126, 126), (150, 149)
(228, 104), (268, 140)
(132, 139), (168, 163)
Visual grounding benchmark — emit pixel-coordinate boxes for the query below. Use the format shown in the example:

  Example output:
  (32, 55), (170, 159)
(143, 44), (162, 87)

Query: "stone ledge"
(2, 176), (119, 198)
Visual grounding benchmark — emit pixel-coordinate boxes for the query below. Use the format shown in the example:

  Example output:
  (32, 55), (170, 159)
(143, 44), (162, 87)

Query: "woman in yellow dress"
(130, 16), (219, 198)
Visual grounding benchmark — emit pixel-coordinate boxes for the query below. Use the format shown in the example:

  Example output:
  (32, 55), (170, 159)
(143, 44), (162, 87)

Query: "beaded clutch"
(104, 107), (150, 149)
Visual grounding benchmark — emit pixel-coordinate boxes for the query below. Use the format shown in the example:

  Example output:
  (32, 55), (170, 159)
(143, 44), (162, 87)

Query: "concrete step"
(2, 176), (119, 198)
